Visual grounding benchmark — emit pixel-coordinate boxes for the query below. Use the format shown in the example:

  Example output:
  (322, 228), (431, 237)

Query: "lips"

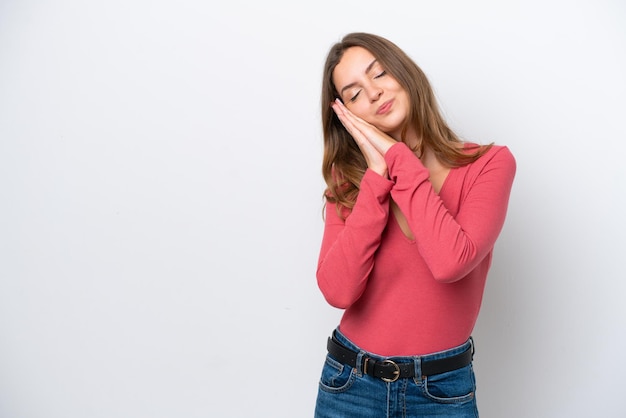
(376, 99), (393, 115)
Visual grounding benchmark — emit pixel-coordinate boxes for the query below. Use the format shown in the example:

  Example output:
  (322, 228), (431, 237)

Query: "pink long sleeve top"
(317, 142), (516, 356)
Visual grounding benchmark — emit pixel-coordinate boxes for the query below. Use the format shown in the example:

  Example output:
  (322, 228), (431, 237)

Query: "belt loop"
(413, 356), (423, 383)
(355, 350), (366, 377)
(469, 336), (475, 358)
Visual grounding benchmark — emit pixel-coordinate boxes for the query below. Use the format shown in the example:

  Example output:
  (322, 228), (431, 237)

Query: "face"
(332, 46), (410, 138)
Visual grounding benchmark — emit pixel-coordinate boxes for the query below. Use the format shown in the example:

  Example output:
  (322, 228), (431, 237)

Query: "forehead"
(333, 46), (377, 87)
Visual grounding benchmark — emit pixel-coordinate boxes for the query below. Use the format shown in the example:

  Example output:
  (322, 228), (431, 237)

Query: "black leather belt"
(327, 336), (473, 382)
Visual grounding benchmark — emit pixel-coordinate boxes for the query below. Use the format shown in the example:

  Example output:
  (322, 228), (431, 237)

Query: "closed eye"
(349, 90), (362, 102)
(350, 71), (385, 101)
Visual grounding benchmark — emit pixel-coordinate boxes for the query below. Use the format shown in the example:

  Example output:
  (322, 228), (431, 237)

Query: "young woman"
(314, 33), (516, 417)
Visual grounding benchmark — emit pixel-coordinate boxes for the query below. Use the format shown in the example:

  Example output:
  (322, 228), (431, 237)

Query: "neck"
(404, 134), (423, 159)
(394, 125), (419, 147)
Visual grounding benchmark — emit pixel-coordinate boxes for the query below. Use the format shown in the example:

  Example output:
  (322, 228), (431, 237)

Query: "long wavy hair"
(321, 32), (492, 214)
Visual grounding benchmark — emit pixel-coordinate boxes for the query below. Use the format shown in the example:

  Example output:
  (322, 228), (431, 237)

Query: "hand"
(331, 99), (397, 177)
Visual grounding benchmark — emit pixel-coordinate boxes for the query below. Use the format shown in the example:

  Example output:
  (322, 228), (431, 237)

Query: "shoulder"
(455, 143), (516, 190)
(465, 143), (516, 170)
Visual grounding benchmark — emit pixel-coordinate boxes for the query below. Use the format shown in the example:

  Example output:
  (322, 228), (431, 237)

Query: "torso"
(318, 142), (516, 355)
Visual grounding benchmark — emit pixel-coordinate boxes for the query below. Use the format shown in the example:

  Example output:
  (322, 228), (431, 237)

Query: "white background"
(1, 0), (625, 417)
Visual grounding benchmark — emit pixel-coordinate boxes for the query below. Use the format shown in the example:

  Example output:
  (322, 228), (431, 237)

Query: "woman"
(314, 32), (516, 417)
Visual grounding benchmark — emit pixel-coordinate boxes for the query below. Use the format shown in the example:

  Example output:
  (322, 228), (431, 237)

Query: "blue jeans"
(314, 328), (479, 418)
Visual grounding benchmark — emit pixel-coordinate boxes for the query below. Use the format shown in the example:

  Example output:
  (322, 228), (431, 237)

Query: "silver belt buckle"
(380, 359), (400, 382)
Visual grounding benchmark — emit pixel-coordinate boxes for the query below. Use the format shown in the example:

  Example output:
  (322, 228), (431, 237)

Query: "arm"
(386, 143), (516, 282)
(316, 170), (394, 308)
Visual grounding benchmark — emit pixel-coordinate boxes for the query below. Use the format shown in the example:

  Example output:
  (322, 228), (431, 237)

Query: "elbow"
(429, 251), (492, 283)
(322, 292), (354, 310)
(316, 271), (360, 309)
(431, 271), (464, 284)
(428, 261), (472, 283)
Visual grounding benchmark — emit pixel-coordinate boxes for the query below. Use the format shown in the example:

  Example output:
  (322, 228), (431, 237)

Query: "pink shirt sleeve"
(316, 170), (394, 308)
(385, 142), (516, 282)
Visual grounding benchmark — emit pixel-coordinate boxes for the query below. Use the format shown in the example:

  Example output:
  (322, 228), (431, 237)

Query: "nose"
(368, 86), (383, 102)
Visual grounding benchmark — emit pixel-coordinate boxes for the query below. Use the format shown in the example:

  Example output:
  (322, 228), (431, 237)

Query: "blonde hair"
(321, 32), (492, 213)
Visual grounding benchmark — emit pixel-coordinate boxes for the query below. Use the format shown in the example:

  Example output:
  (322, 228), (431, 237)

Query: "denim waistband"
(332, 327), (474, 364)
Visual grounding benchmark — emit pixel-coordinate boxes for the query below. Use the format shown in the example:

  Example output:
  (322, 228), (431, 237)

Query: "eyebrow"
(339, 59), (379, 96)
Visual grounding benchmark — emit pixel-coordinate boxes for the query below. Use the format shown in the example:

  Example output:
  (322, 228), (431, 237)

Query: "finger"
(335, 100), (397, 155)
(335, 99), (368, 125)
(334, 100), (381, 142)
(333, 100), (367, 132)
(332, 103), (381, 158)
(332, 101), (366, 143)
